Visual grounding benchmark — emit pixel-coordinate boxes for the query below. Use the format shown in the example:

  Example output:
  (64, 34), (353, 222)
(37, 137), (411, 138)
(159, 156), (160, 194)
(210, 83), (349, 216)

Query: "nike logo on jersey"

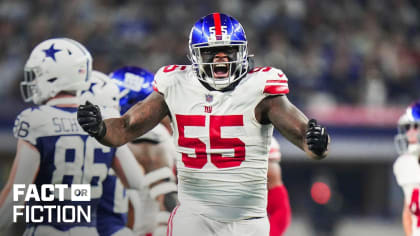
(277, 73), (284, 78)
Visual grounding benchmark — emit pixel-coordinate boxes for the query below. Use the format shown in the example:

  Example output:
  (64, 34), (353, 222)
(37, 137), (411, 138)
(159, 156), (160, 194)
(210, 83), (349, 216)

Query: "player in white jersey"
(267, 137), (291, 236)
(77, 13), (330, 236)
(81, 70), (139, 236)
(0, 38), (143, 236)
(108, 66), (178, 236)
(394, 101), (420, 236)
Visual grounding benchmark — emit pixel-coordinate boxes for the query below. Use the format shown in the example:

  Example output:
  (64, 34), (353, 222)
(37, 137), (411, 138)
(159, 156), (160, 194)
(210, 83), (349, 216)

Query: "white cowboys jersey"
(393, 149), (420, 236)
(13, 102), (119, 230)
(153, 65), (289, 222)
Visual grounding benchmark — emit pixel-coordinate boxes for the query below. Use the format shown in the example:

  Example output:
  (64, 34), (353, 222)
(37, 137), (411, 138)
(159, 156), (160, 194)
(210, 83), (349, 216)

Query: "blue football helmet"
(109, 66), (154, 115)
(189, 13), (248, 90)
(395, 100), (420, 154)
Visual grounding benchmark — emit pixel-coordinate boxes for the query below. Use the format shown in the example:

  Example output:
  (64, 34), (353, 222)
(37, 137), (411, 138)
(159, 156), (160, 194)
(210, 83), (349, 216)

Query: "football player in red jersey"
(267, 138), (291, 236)
(78, 13), (329, 236)
(394, 101), (420, 236)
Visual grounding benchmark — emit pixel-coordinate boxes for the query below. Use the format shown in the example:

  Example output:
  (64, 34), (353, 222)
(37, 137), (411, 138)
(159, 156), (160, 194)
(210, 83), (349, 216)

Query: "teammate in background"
(78, 13), (330, 236)
(0, 38), (143, 236)
(108, 66), (177, 236)
(267, 137), (291, 236)
(81, 70), (139, 236)
(394, 101), (420, 236)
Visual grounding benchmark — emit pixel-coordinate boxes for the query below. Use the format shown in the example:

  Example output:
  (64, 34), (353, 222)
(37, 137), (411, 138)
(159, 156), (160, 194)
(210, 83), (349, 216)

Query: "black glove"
(306, 119), (329, 156)
(77, 101), (107, 140)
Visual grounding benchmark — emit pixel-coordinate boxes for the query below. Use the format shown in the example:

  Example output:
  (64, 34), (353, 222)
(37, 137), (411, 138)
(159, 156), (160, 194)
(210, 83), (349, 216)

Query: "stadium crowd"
(0, 0), (418, 107)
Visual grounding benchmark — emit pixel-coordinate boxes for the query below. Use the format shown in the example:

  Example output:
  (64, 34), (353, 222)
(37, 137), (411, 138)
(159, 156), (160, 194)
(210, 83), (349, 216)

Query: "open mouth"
(213, 64), (229, 78)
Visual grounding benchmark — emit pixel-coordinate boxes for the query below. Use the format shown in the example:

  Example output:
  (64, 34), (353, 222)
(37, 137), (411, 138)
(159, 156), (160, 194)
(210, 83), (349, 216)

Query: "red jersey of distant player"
(268, 137), (291, 236)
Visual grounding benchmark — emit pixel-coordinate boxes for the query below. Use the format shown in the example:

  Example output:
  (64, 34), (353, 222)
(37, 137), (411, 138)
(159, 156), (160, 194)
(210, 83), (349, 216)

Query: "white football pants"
(167, 205), (269, 236)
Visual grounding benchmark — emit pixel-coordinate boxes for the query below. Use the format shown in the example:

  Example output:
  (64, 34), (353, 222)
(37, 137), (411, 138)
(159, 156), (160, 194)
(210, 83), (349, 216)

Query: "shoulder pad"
(13, 106), (46, 145)
(153, 65), (189, 95)
(393, 154), (420, 186)
(249, 66), (289, 95)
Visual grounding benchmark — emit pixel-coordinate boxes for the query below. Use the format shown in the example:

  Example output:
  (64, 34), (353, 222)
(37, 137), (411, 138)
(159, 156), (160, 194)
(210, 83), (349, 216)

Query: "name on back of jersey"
(13, 106), (85, 144)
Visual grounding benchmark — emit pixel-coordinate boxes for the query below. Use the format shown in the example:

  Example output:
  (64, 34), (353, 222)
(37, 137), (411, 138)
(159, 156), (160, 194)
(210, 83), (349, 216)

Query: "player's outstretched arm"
(256, 95), (330, 160)
(0, 139), (40, 230)
(78, 92), (170, 147)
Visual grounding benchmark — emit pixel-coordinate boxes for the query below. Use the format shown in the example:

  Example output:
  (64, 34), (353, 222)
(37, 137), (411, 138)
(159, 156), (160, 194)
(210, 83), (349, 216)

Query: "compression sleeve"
(267, 185), (291, 236)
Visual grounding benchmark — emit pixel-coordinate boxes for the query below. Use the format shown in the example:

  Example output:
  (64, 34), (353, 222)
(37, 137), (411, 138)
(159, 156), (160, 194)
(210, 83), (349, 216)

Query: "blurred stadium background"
(0, 0), (419, 235)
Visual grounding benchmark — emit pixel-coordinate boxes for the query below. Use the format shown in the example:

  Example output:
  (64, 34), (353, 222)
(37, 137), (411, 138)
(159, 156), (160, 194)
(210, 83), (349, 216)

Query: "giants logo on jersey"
(204, 106), (212, 113)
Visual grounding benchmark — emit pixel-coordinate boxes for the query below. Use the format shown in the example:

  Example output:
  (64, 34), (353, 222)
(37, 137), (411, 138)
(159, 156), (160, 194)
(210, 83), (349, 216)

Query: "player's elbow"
(98, 137), (123, 148)
(101, 117), (133, 147)
(107, 141), (125, 148)
(124, 114), (148, 145)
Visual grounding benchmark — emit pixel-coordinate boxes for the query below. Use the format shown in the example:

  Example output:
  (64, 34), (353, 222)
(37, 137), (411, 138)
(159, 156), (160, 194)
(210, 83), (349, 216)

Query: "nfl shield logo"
(205, 94), (213, 103)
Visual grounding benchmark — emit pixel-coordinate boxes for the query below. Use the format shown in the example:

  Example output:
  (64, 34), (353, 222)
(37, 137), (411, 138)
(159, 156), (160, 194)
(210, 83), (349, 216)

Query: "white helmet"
(81, 70), (120, 111)
(21, 38), (92, 105)
(394, 101), (420, 155)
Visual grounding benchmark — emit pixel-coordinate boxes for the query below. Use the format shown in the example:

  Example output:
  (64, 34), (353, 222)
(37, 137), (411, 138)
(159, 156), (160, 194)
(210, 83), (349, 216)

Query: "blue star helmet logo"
(43, 44), (62, 62)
